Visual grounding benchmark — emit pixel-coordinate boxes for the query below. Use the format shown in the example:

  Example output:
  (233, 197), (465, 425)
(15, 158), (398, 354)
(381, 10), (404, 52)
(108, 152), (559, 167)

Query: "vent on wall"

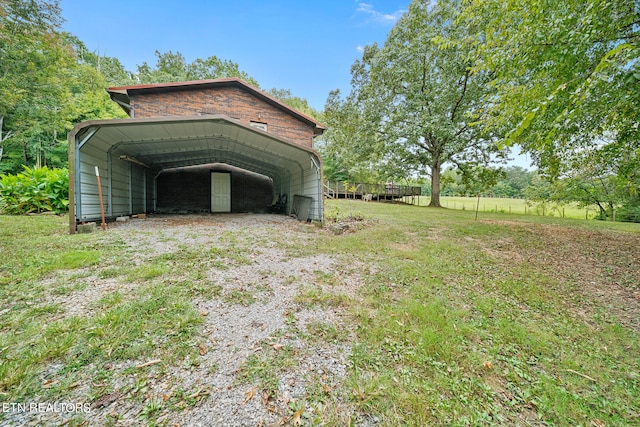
(250, 121), (268, 132)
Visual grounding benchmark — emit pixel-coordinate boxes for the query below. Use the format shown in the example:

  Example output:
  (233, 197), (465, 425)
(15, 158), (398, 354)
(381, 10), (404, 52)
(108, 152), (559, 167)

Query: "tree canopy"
(321, 0), (638, 219)
(458, 0), (639, 218)
(135, 50), (261, 88)
(323, 0), (507, 206)
(460, 0), (639, 175)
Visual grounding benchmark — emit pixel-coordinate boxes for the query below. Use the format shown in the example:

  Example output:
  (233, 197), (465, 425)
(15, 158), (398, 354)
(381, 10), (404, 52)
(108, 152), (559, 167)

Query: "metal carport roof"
(68, 114), (323, 233)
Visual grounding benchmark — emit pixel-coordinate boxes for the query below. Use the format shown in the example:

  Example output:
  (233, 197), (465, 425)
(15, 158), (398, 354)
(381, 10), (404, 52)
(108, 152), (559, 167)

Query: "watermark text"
(2, 402), (91, 414)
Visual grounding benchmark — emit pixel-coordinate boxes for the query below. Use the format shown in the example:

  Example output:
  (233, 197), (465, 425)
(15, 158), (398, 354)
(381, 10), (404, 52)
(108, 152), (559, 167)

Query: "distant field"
(401, 195), (599, 220)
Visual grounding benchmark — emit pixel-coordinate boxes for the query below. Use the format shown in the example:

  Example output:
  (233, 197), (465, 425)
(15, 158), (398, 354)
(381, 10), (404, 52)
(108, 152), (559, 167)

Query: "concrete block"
(329, 223), (349, 235)
(116, 216), (130, 222)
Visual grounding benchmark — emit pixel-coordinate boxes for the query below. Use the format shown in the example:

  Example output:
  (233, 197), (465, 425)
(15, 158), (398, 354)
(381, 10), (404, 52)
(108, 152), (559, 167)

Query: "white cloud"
(356, 45), (364, 52)
(356, 2), (405, 24)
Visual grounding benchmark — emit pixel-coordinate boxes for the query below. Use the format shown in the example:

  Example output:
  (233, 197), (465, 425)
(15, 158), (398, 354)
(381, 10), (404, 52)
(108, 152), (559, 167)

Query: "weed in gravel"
(294, 285), (351, 308)
(236, 342), (299, 398)
(174, 279), (222, 299)
(313, 270), (339, 286)
(223, 288), (256, 306)
(50, 280), (88, 296)
(140, 398), (164, 422)
(98, 267), (123, 279)
(304, 321), (345, 343)
(126, 260), (172, 282)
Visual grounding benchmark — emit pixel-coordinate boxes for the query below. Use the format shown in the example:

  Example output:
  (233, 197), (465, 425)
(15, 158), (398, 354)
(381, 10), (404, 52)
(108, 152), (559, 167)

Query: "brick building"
(68, 78), (325, 233)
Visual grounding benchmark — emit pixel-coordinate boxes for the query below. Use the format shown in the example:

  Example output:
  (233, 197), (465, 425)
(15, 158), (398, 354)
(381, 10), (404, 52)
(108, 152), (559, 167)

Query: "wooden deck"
(323, 181), (422, 201)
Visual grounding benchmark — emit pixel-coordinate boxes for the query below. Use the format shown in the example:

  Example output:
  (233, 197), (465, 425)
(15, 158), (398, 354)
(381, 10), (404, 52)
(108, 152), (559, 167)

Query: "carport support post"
(95, 166), (107, 230)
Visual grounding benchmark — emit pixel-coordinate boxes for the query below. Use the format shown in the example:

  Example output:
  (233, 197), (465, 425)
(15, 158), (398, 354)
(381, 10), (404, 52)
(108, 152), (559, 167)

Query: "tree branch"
(450, 67), (470, 121)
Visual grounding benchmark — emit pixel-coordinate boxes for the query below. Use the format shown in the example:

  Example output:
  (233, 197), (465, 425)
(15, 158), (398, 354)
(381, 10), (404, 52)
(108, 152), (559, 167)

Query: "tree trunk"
(429, 160), (442, 207)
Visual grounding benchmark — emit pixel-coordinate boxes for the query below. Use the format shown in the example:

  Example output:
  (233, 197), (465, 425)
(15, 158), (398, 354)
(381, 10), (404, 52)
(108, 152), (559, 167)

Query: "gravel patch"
(3, 214), (366, 427)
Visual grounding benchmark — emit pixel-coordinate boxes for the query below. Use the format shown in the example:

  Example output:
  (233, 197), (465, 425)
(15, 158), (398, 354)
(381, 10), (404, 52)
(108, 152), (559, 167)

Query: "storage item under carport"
(291, 195), (312, 221)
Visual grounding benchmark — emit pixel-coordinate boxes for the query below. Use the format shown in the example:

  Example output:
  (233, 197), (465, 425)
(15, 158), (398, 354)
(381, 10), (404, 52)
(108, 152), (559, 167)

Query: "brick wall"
(130, 86), (314, 148)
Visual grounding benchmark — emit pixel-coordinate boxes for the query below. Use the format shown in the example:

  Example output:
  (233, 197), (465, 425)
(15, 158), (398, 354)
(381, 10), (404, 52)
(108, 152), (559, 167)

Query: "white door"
(211, 173), (231, 212)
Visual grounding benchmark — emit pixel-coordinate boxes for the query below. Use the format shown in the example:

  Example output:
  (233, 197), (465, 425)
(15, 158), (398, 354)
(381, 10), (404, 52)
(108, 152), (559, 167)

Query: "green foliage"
(323, 0), (508, 207)
(266, 88), (323, 122)
(521, 149), (640, 222)
(0, 0), (129, 174)
(135, 50), (260, 87)
(0, 166), (68, 214)
(459, 0), (639, 179)
(442, 166), (535, 198)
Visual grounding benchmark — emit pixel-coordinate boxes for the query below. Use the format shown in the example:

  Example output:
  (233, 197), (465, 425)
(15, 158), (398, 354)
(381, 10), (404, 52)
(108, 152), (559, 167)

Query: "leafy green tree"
(539, 147), (640, 221)
(0, 1), (127, 174)
(325, 0), (506, 207)
(460, 0), (639, 179)
(319, 89), (385, 183)
(266, 88), (322, 121)
(68, 35), (132, 86)
(0, 0), (76, 172)
(135, 50), (260, 87)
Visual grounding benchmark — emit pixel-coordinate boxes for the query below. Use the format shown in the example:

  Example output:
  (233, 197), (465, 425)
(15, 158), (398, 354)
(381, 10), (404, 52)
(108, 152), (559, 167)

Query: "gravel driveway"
(6, 214), (370, 427)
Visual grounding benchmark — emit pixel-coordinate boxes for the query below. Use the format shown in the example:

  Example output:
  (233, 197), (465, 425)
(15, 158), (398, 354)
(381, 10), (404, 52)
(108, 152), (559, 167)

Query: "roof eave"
(107, 90), (132, 116)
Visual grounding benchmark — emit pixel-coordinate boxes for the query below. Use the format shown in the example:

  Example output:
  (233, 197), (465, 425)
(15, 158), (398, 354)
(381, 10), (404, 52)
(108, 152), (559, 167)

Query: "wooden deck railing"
(323, 181), (422, 200)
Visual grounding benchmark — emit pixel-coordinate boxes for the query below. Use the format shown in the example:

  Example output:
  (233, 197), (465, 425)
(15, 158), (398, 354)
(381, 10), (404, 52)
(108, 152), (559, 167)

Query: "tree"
(135, 50), (260, 87)
(266, 88), (321, 121)
(68, 34), (132, 86)
(459, 0), (640, 179)
(0, 1), (127, 173)
(0, 0), (73, 172)
(324, 0), (506, 207)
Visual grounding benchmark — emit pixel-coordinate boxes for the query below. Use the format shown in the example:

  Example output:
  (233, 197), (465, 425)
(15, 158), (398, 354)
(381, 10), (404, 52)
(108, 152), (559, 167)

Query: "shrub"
(0, 166), (69, 214)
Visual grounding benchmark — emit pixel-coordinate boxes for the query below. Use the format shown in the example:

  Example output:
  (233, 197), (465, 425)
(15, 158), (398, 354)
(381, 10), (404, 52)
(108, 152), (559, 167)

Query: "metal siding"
(78, 148), (108, 220)
(302, 161), (321, 221)
(110, 156), (130, 216)
(131, 165), (146, 212)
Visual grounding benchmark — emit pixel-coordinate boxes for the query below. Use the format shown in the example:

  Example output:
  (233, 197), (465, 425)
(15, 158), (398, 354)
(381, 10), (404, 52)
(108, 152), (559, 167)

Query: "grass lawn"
(401, 196), (599, 220)
(1, 202), (639, 426)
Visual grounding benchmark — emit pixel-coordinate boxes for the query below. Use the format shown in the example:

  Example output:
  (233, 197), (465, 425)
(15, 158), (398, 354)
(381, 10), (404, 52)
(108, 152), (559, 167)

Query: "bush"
(0, 166), (69, 214)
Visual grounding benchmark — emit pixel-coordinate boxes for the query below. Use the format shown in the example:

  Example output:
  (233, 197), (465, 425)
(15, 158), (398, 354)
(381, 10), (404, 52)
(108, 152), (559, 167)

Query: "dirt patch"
(481, 220), (640, 331)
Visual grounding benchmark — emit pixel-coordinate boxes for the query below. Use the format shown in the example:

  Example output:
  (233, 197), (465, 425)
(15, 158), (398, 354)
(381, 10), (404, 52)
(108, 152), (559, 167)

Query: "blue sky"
(60, 0), (409, 111)
(59, 0), (532, 168)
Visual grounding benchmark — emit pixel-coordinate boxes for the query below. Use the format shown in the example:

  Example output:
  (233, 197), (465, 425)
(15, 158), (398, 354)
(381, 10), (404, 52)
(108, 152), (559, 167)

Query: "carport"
(68, 114), (323, 234)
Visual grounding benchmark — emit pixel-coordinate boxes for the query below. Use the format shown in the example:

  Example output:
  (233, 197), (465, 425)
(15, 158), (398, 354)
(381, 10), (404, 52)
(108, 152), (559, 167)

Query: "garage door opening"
(156, 163), (274, 214)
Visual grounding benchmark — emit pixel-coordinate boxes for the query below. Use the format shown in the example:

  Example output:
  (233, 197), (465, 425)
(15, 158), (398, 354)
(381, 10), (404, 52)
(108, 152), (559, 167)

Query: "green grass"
(402, 195), (599, 219)
(319, 200), (640, 426)
(1, 205), (639, 426)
